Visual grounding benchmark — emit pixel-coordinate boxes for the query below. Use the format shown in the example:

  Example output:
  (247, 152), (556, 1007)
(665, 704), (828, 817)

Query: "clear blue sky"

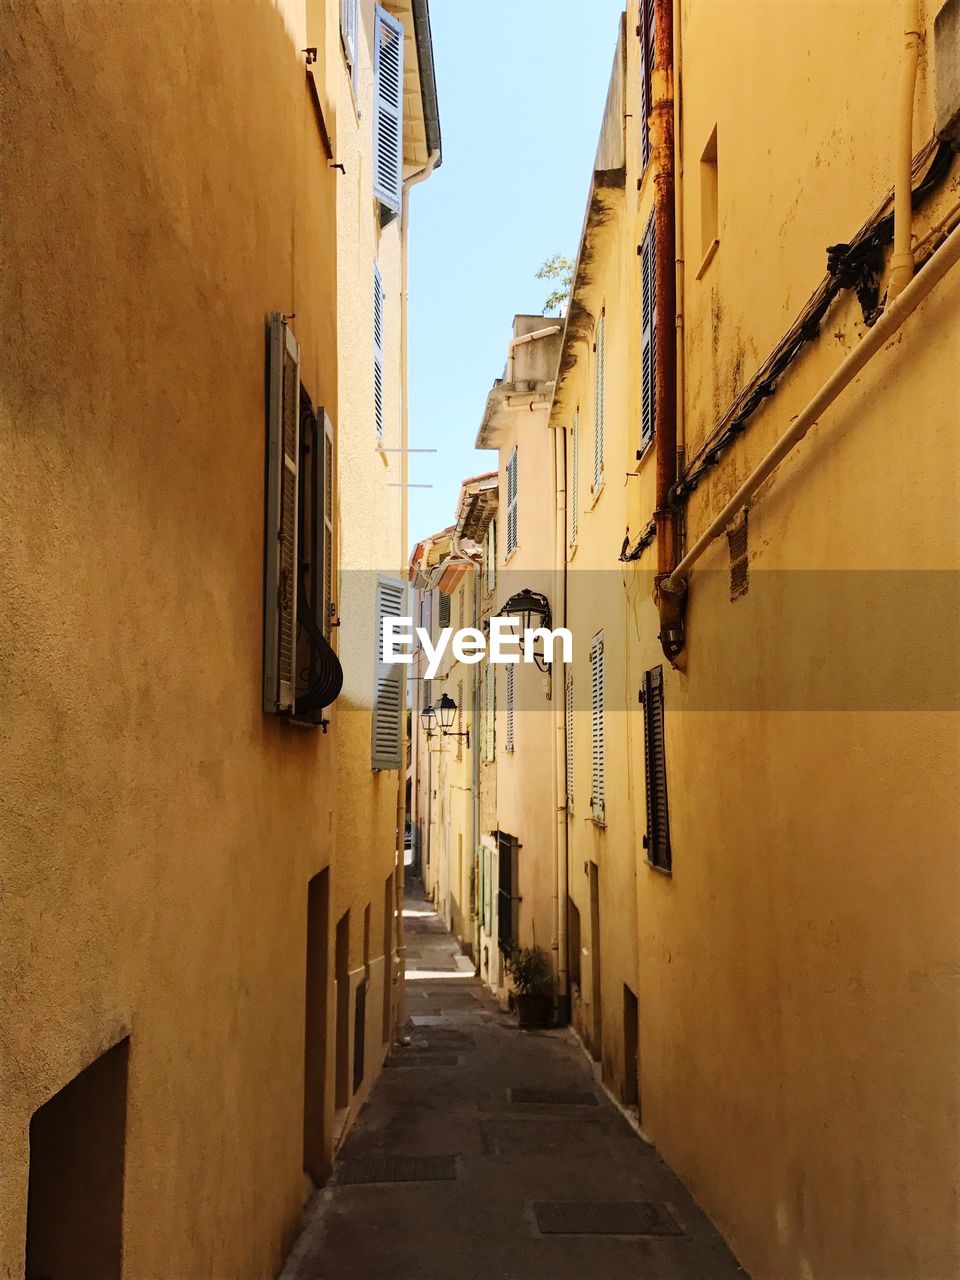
(406, 1), (626, 550)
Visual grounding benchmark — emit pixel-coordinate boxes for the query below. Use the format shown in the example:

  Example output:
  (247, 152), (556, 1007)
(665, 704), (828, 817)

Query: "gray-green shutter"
(372, 576), (405, 769)
(263, 312), (300, 714)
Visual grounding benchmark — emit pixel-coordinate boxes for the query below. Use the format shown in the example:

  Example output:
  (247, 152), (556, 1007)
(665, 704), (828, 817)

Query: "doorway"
(623, 983), (640, 1115)
(334, 909), (351, 1111)
(382, 872), (394, 1045)
(303, 869), (329, 1183)
(26, 1037), (129, 1280)
(589, 861), (602, 1060)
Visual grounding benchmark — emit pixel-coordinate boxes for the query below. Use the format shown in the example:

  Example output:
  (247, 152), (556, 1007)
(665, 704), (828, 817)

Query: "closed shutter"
(593, 315), (605, 492)
(485, 520), (497, 594)
(373, 4), (404, 212)
(438, 591), (450, 628)
(497, 832), (520, 953)
(484, 665), (495, 761)
(456, 678), (464, 761)
(322, 411), (335, 637)
(590, 633), (604, 823)
(374, 263), (385, 440)
(565, 670), (574, 812)
(640, 215), (657, 452)
(264, 312), (300, 714)
(641, 666), (672, 870)
(372, 576), (405, 769)
(570, 410), (580, 545)
(639, 0), (655, 173)
(506, 447), (518, 556)
(505, 665), (515, 752)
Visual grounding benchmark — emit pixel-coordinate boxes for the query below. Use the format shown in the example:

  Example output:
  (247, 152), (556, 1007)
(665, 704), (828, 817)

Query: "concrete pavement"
(282, 882), (747, 1280)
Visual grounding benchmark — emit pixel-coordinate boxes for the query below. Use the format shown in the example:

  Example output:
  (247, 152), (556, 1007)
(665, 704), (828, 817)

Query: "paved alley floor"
(282, 882), (747, 1280)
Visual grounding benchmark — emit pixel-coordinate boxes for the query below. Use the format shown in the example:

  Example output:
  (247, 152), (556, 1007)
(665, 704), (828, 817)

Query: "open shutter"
(640, 216), (657, 452)
(505, 665), (515, 752)
(484, 664), (495, 761)
(264, 312), (300, 714)
(340, 0), (359, 81)
(374, 263), (385, 440)
(438, 591), (451, 628)
(506, 447), (518, 556)
(321, 410), (335, 637)
(456, 678), (464, 761)
(565, 671), (574, 812)
(373, 5), (404, 212)
(639, 0), (655, 173)
(372, 576), (405, 769)
(593, 315), (605, 491)
(590, 633), (605, 823)
(641, 666), (672, 870)
(570, 410), (580, 545)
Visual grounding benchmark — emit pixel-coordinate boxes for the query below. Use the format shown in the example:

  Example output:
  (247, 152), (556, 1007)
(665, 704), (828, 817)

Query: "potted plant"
(503, 944), (554, 1028)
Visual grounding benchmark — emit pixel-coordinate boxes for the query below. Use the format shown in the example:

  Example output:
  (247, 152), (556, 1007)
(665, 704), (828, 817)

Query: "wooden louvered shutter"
(373, 5), (404, 212)
(565, 671), (574, 812)
(590, 633), (605, 823)
(640, 215), (657, 452)
(570, 410), (580, 545)
(321, 411), (335, 637)
(264, 312), (300, 714)
(505, 665), (515, 752)
(372, 576), (405, 769)
(456, 678), (464, 761)
(438, 591), (450, 628)
(641, 665), (672, 870)
(639, 0), (655, 174)
(506, 448), (518, 556)
(374, 263), (385, 440)
(340, 0), (359, 81)
(593, 315), (605, 492)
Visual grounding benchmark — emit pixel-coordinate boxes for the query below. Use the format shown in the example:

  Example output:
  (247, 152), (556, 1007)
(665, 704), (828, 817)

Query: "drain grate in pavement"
(339, 1155), (458, 1184)
(384, 1053), (458, 1068)
(509, 1088), (598, 1106)
(409, 1015), (449, 1027)
(534, 1201), (682, 1236)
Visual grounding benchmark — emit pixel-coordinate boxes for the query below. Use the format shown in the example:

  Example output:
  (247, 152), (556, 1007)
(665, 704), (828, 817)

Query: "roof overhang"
(388, 0), (442, 175)
(455, 472), (499, 542)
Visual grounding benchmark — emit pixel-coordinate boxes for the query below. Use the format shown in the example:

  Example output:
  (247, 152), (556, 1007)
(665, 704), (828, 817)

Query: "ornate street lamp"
(498, 588), (553, 673)
(420, 704), (438, 737)
(436, 692), (470, 747)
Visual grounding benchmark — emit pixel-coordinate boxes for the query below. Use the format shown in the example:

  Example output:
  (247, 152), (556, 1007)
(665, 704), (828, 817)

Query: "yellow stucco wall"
(557, 1), (960, 1277)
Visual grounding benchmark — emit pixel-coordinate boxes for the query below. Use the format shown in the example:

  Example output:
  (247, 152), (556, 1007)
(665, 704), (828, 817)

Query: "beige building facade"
(0, 0), (439, 1276)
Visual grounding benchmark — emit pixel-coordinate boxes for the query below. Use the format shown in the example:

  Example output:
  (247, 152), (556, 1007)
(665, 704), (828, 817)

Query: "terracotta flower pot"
(515, 992), (553, 1029)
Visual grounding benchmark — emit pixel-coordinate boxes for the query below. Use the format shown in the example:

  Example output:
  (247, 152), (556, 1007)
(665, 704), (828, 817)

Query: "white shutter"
(485, 519), (497, 594)
(484, 665), (495, 761)
(593, 315), (605, 491)
(506, 447), (518, 557)
(565, 670), (574, 812)
(505, 665), (515, 753)
(263, 312), (300, 714)
(590, 633), (605, 823)
(640, 218), (656, 452)
(570, 410), (579, 545)
(373, 5), (404, 212)
(374, 262), (385, 440)
(372, 576), (405, 769)
(340, 0), (359, 79)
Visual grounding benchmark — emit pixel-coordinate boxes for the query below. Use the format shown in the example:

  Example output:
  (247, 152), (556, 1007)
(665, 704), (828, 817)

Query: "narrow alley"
(282, 885), (746, 1280)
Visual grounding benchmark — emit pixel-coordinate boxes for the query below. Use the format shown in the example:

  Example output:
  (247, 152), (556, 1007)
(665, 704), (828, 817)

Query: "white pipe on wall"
(888, 0), (922, 301)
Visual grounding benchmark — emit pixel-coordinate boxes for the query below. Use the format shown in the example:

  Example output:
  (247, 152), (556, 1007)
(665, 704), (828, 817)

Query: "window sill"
(587, 478), (605, 511)
(696, 238), (719, 281)
(645, 859), (673, 878)
(503, 546), (519, 566)
(634, 437), (655, 470)
(567, 540), (578, 563)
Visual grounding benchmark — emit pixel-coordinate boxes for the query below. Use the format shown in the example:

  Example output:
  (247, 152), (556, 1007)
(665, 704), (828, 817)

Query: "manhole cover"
(534, 1201), (682, 1236)
(339, 1155), (457, 1184)
(509, 1088), (598, 1106)
(384, 1053), (458, 1068)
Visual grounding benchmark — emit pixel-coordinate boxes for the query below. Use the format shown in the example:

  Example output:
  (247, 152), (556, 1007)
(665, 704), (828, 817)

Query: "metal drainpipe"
(650, 0), (682, 661)
(888, 0), (922, 302)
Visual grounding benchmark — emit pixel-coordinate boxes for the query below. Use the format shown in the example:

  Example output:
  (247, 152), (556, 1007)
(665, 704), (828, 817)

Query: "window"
(373, 263), (385, 439)
(505, 665), (515, 752)
(438, 591), (451, 628)
(590, 633), (605, 824)
(568, 897), (582, 990)
(638, 0), (655, 173)
(482, 665), (495, 761)
(641, 665), (671, 871)
(505, 447), (518, 556)
(264, 315), (343, 720)
(699, 125), (719, 274)
(340, 0), (359, 93)
(485, 519), (497, 593)
(497, 831), (520, 952)
(570, 409), (580, 545)
(373, 5), (404, 213)
(640, 216), (657, 453)
(372, 576), (405, 769)
(565, 672), (576, 811)
(593, 314), (605, 493)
